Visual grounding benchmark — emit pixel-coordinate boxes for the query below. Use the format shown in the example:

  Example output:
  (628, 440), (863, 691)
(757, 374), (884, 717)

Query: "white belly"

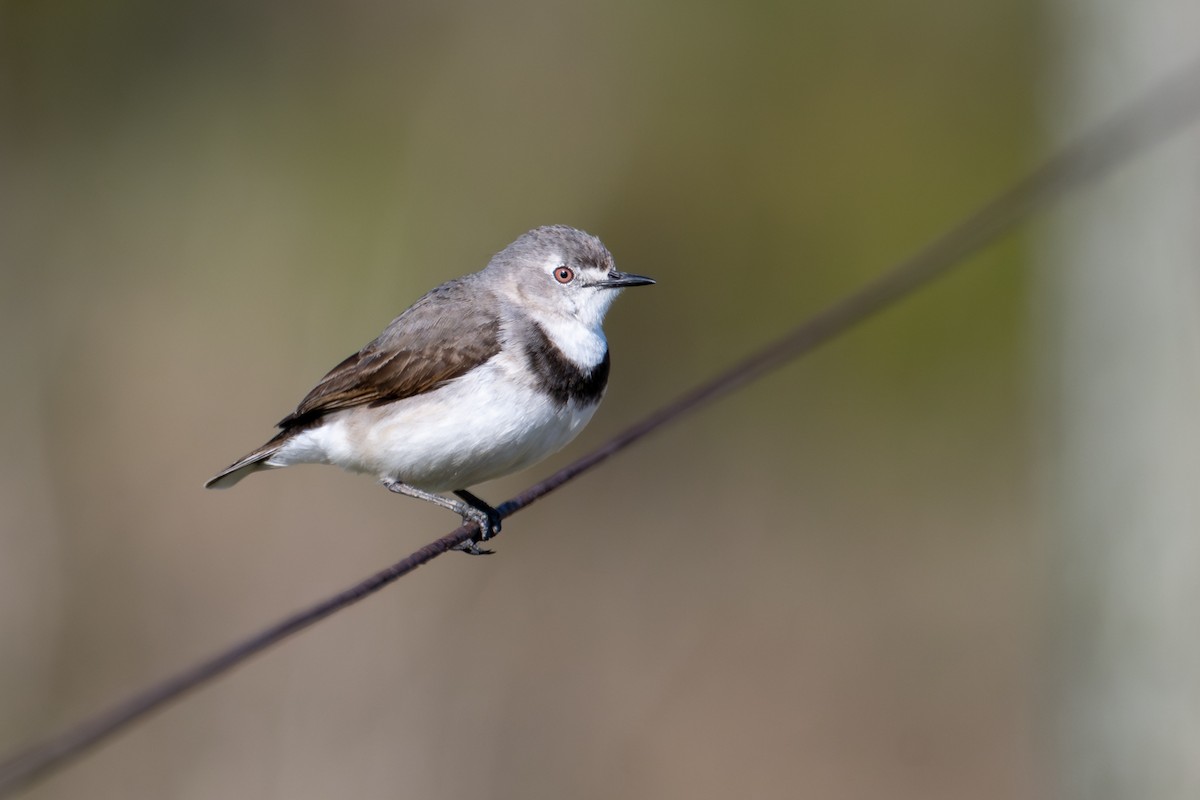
(269, 355), (600, 491)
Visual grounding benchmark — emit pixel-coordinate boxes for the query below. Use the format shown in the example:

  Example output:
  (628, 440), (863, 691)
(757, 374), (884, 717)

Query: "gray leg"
(380, 478), (496, 555)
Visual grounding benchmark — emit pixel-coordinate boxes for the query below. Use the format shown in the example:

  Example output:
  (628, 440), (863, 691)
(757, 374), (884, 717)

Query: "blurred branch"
(4, 57), (1200, 799)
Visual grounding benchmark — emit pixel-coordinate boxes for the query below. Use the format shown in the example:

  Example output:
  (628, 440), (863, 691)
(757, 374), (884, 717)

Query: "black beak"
(597, 270), (656, 289)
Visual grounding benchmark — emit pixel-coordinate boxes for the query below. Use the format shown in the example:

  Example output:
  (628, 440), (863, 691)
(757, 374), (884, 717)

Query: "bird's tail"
(204, 439), (284, 489)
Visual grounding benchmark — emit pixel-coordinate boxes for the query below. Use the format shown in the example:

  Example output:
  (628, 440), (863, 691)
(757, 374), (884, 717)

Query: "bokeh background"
(2, 1), (1197, 798)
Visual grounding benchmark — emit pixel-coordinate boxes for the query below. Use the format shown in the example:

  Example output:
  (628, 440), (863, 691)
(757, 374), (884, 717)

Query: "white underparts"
(270, 348), (601, 492)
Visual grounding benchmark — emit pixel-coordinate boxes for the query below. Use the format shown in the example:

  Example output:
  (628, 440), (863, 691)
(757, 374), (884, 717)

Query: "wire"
(3, 59), (1200, 799)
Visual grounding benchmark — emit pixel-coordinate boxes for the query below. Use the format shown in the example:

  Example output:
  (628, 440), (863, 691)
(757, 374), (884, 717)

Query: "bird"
(205, 225), (654, 554)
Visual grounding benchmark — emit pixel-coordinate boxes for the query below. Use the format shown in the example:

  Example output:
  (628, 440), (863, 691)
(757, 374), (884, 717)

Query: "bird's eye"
(554, 266), (575, 284)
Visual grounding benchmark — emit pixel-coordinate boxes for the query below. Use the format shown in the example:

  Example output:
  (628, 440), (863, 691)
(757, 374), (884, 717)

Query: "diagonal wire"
(3, 60), (1200, 799)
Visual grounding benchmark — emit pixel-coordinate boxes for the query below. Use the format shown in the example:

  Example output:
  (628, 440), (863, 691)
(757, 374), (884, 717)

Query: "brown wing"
(277, 278), (501, 431)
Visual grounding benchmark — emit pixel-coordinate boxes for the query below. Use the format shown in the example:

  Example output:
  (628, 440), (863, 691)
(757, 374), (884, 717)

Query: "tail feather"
(205, 441), (284, 489)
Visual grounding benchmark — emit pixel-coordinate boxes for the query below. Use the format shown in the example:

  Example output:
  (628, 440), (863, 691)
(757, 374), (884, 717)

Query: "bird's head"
(488, 225), (654, 330)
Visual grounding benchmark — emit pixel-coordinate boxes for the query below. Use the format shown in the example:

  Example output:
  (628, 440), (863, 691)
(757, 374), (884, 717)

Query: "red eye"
(554, 266), (575, 284)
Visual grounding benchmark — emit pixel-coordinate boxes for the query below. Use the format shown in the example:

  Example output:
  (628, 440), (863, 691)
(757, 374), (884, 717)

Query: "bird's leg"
(380, 479), (495, 555)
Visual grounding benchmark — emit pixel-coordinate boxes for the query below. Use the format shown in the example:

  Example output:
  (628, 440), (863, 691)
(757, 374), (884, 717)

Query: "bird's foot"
(449, 499), (495, 555)
(453, 490), (501, 540)
(450, 490), (501, 556)
(379, 479), (500, 555)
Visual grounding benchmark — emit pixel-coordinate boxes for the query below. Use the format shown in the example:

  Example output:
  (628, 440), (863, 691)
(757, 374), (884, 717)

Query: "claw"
(479, 508), (502, 540)
(453, 539), (495, 556)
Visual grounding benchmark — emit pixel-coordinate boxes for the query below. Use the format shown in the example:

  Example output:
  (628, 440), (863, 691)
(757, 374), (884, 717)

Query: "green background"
(1, 1), (1044, 797)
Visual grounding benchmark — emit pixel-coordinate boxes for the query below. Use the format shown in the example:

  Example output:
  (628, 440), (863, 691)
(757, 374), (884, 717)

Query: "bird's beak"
(597, 270), (656, 289)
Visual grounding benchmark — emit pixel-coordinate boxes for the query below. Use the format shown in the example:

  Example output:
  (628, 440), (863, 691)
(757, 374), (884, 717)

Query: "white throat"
(526, 307), (609, 368)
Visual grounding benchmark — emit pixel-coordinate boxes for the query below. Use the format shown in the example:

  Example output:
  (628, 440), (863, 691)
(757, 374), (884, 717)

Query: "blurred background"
(1, 1), (1197, 798)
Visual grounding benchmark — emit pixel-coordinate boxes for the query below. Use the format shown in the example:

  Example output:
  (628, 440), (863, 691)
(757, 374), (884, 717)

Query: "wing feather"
(277, 278), (501, 430)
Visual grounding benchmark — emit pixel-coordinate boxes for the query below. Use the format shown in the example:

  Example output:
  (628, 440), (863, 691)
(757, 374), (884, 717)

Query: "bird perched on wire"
(205, 225), (654, 554)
